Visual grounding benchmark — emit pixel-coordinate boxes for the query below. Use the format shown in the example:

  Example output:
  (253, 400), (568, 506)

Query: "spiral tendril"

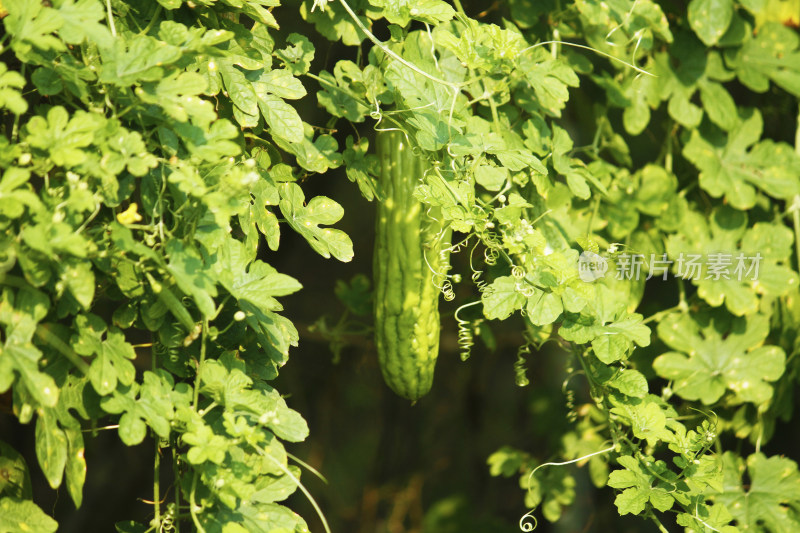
(514, 343), (531, 387)
(562, 372), (582, 423)
(439, 278), (455, 301)
(484, 247), (499, 266)
(454, 301), (481, 361)
(519, 509), (538, 532)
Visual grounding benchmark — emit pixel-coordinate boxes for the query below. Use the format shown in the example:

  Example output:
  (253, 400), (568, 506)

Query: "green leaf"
(482, 276), (526, 320)
(371, 0), (456, 25)
(668, 90), (703, 128)
(100, 371), (181, 446)
(559, 286), (651, 365)
(275, 33), (315, 76)
(0, 168), (43, 219)
(518, 51), (580, 116)
(525, 288), (563, 326)
(274, 124), (342, 173)
(88, 330), (137, 396)
(35, 410), (67, 489)
(0, 440), (32, 499)
(221, 65), (259, 118)
(0, 62), (28, 115)
(201, 501), (308, 533)
(728, 22), (800, 96)
(243, 177), (282, 251)
(716, 452), (800, 532)
(342, 136), (379, 201)
(475, 164), (509, 192)
(165, 240), (217, 318)
(688, 0), (734, 46)
(608, 455), (677, 515)
(610, 399), (674, 447)
(3, 0), (65, 56)
(24, 107), (102, 168)
(653, 311), (785, 405)
(138, 71), (215, 125)
(251, 467), (301, 503)
(55, 0), (113, 50)
(683, 109), (800, 209)
(278, 183), (354, 262)
(60, 259), (94, 310)
(698, 80), (738, 131)
(213, 240), (302, 317)
(0, 497), (58, 533)
(665, 206), (799, 314)
(256, 68), (306, 100)
(62, 425), (86, 508)
(607, 369), (649, 398)
(99, 34), (182, 86)
(0, 288), (58, 408)
(300, 0), (371, 46)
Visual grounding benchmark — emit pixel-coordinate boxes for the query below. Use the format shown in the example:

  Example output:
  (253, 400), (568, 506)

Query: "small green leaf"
(0, 497), (58, 533)
(0, 440), (32, 499)
(698, 80), (738, 131)
(35, 410), (67, 489)
(275, 33), (315, 76)
(258, 93), (304, 144)
(688, 0), (734, 46)
(474, 164), (509, 192)
(482, 277), (526, 320)
(608, 369), (649, 398)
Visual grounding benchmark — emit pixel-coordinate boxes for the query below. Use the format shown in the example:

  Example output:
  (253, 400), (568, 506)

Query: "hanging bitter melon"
(373, 130), (450, 400)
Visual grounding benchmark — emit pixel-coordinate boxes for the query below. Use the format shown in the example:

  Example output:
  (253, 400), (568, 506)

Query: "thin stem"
(153, 438), (161, 528)
(35, 324), (91, 375)
(173, 442), (181, 533)
(286, 452), (329, 484)
(642, 304), (682, 325)
(586, 197), (600, 237)
(646, 510), (670, 533)
(10, 64), (25, 142)
(139, 4), (162, 35)
(677, 277), (688, 311)
(192, 319), (209, 409)
(106, 0), (117, 37)
(524, 444), (616, 493)
(518, 41), (655, 77)
(793, 106), (800, 271)
(792, 196), (800, 272)
(152, 326), (161, 528)
(189, 473), (207, 533)
(258, 445), (332, 533)
(664, 120), (674, 173)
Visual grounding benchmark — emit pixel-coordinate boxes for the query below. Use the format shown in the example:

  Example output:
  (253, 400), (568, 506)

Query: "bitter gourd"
(373, 130), (450, 400)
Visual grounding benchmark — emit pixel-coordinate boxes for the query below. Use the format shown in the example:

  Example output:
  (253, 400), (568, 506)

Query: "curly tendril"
(484, 247), (499, 266)
(519, 509), (538, 532)
(454, 301), (482, 361)
(439, 278), (455, 301)
(520, 445), (617, 530)
(514, 343), (531, 387)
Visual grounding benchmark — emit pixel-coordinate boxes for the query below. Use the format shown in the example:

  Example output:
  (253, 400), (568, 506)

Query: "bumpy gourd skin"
(374, 130), (449, 400)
